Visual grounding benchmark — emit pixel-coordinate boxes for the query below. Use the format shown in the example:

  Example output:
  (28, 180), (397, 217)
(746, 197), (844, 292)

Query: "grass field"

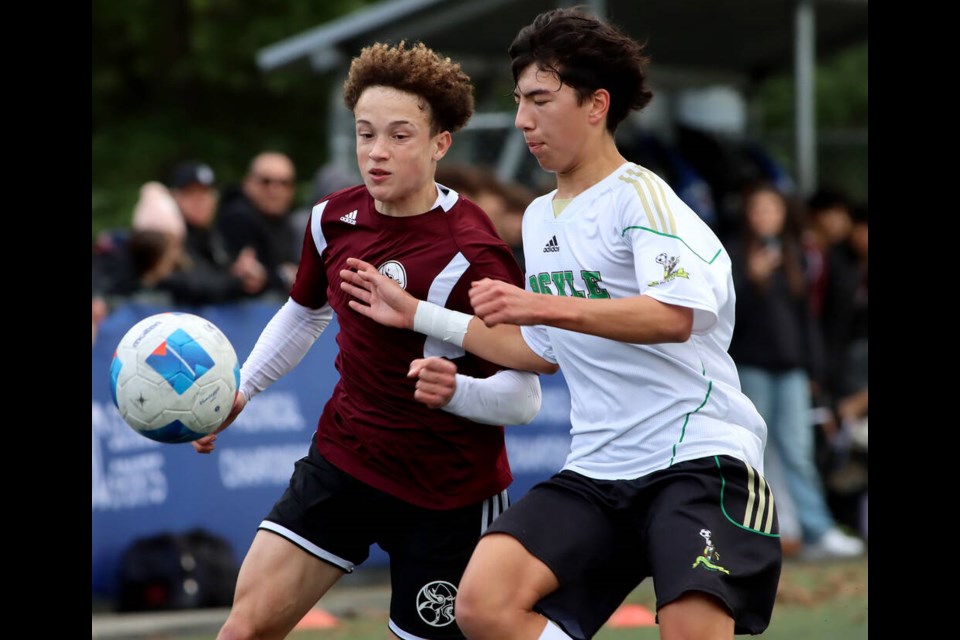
(167, 556), (866, 640)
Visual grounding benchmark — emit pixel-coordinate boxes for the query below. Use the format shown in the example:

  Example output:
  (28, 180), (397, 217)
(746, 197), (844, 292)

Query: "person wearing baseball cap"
(169, 161), (216, 190)
(167, 160), (268, 302)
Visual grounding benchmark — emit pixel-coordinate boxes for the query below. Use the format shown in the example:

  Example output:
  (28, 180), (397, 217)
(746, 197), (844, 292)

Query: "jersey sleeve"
(619, 176), (723, 334)
(289, 201), (331, 309)
(520, 324), (557, 364)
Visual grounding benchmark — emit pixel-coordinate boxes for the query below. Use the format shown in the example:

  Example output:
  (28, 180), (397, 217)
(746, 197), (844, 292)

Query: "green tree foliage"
(93, 3), (868, 236)
(92, 0), (375, 237)
(755, 43), (868, 201)
(757, 43), (867, 130)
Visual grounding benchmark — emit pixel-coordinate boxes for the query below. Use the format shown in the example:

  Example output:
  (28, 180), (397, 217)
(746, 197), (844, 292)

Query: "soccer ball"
(109, 312), (240, 444)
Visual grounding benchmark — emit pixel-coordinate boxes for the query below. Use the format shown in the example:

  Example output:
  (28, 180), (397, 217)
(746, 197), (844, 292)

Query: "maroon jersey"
(290, 184), (525, 510)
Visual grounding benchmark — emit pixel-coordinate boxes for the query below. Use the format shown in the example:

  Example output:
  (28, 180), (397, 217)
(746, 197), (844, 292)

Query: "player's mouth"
(368, 168), (391, 183)
(526, 140), (545, 154)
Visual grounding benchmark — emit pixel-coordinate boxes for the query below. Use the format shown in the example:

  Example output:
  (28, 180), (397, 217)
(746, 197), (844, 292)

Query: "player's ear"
(433, 131), (452, 162)
(588, 89), (611, 126)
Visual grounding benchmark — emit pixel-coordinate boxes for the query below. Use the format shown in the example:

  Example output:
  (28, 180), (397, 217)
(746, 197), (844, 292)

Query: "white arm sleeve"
(442, 369), (542, 426)
(238, 298), (333, 401)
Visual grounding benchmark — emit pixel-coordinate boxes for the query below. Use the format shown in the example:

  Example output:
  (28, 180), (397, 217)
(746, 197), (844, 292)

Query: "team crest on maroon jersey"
(378, 260), (407, 289)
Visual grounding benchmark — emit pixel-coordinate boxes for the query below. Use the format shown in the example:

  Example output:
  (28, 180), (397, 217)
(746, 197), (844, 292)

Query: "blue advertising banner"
(92, 301), (572, 598)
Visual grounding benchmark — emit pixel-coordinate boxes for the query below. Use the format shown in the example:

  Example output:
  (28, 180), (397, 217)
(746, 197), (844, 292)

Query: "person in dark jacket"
(216, 152), (300, 297)
(168, 161), (268, 302)
(728, 181), (864, 561)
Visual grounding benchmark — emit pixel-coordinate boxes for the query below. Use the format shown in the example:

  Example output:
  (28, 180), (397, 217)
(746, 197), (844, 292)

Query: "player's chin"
(533, 156), (560, 173)
(364, 181), (392, 200)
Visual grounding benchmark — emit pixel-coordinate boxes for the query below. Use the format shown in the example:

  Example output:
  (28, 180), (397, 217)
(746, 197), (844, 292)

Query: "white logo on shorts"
(416, 580), (457, 627)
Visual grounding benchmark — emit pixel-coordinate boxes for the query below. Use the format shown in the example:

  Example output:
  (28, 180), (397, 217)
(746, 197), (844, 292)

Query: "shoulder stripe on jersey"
(620, 168), (677, 236)
(618, 174), (659, 232)
(633, 167), (679, 235)
(310, 200), (329, 255)
(423, 251), (470, 359)
(623, 169), (669, 233)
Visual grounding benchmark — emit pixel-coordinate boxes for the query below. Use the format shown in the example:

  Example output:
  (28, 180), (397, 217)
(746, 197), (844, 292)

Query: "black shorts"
(484, 455), (782, 639)
(261, 438), (509, 640)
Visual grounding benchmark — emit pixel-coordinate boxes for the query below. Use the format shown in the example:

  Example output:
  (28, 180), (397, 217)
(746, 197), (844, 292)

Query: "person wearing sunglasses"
(217, 151), (301, 297)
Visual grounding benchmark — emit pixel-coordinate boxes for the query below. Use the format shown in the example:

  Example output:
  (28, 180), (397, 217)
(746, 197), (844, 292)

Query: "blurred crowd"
(90, 154), (535, 330)
(92, 149), (867, 560)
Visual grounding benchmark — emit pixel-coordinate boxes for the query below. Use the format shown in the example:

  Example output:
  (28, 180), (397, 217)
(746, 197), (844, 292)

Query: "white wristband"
(413, 301), (472, 348)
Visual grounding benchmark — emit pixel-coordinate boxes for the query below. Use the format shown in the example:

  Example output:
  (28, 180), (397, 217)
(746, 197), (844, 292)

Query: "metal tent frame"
(256, 0), (867, 196)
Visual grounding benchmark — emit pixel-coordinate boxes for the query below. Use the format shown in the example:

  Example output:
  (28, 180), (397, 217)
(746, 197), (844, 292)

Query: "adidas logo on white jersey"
(340, 210), (358, 225)
(543, 235), (560, 253)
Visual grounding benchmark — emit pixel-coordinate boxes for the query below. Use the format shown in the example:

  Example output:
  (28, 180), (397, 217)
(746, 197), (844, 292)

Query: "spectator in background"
(727, 181), (864, 561)
(804, 186), (855, 320)
(819, 202), (868, 539)
(499, 180), (535, 270)
(814, 193), (865, 409)
(830, 203), (867, 425)
(435, 164), (527, 269)
(168, 161), (269, 301)
(92, 181), (186, 306)
(217, 151), (301, 297)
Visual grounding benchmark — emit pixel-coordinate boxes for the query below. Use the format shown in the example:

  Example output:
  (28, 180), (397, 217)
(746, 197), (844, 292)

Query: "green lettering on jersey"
(551, 272), (568, 295)
(532, 271), (601, 297)
(529, 275), (540, 293)
(538, 273), (555, 295)
(581, 271), (610, 298)
(564, 271), (586, 298)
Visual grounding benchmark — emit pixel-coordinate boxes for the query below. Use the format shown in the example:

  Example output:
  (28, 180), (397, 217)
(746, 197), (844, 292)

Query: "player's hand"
(469, 278), (542, 327)
(409, 357), (458, 409)
(192, 391), (247, 454)
(340, 257), (418, 329)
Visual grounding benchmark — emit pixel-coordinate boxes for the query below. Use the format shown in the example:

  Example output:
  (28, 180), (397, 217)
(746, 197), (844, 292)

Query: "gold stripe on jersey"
(621, 167), (677, 236)
(636, 166), (678, 235)
(618, 174), (659, 231)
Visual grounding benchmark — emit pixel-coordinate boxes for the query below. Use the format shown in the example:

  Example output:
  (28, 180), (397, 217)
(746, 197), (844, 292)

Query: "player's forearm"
(535, 294), (693, 344)
(413, 300), (556, 374)
(444, 369), (542, 425)
(240, 299), (332, 400)
(463, 319), (557, 374)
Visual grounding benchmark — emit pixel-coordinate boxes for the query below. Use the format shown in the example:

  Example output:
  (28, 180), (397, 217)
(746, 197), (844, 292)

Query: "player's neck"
(375, 183), (440, 217)
(554, 138), (626, 200)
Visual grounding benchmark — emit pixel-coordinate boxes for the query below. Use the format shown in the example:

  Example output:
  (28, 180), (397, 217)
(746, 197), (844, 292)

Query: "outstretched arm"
(340, 257), (557, 374)
(191, 298), (333, 454)
(468, 277), (694, 344)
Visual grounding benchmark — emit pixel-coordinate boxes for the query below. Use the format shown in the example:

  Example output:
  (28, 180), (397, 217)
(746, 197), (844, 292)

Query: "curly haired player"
(193, 41), (540, 640)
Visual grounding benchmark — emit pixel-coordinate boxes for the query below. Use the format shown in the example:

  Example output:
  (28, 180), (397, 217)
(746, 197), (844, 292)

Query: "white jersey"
(520, 162), (766, 480)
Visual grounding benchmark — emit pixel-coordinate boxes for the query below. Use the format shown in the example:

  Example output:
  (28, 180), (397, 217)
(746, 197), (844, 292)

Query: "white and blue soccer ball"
(109, 312), (240, 444)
